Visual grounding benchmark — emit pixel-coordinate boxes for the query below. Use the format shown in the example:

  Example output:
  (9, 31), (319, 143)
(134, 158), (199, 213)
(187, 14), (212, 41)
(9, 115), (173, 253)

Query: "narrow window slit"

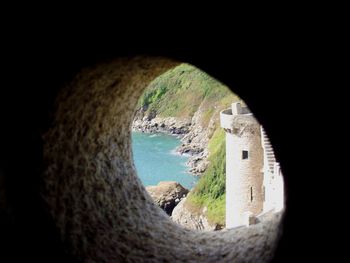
(242, 150), (248, 159)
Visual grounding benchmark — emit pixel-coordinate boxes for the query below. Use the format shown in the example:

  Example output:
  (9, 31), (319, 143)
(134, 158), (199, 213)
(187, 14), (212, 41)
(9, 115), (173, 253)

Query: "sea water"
(131, 131), (198, 189)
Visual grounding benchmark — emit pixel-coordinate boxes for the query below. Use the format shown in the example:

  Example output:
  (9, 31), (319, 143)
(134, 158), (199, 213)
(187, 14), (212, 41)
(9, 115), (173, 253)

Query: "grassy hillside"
(139, 63), (237, 125)
(138, 63), (241, 227)
(187, 128), (226, 226)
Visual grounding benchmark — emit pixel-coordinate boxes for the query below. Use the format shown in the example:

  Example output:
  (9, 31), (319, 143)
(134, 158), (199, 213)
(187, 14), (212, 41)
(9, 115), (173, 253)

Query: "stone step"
(262, 128), (277, 174)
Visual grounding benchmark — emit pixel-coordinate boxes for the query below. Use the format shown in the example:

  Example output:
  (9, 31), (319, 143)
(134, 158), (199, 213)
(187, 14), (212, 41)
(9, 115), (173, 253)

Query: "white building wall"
(263, 170), (274, 212)
(263, 169), (284, 213)
(225, 120), (264, 228)
(221, 102), (284, 229)
(262, 140), (285, 213)
(273, 163), (284, 212)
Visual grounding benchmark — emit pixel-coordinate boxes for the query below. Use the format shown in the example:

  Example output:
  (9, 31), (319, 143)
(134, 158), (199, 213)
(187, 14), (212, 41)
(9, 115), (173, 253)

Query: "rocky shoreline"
(134, 107), (218, 231)
(133, 106), (214, 176)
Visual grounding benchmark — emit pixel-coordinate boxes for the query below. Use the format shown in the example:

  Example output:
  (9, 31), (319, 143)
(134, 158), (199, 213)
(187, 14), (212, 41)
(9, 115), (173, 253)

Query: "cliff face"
(176, 101), (216, 175)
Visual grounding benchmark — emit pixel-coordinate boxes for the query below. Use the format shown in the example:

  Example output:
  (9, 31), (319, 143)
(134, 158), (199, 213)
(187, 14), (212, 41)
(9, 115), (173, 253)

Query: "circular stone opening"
(131, 63), (285, 232)
(42, 56), (285, 262)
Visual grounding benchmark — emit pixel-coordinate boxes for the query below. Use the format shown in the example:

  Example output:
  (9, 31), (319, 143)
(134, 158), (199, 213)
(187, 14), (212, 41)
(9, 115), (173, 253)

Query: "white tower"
(220, 103), (264, 228)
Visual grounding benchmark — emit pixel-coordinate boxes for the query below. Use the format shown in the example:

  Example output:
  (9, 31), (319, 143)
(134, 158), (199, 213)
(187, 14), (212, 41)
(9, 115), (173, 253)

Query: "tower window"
(250, 187), (253, 202)
(242, 150), (248, 159)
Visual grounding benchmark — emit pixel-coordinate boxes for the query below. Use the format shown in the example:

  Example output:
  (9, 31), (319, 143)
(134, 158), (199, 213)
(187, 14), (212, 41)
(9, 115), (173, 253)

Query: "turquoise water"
(132, 132), (199, 189)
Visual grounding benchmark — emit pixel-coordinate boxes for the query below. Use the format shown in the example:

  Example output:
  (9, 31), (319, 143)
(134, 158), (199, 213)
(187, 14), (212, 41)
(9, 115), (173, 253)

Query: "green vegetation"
(187, 129), (226, 226)
(138, 63), (238, 120)
(138, 63), (242, 227)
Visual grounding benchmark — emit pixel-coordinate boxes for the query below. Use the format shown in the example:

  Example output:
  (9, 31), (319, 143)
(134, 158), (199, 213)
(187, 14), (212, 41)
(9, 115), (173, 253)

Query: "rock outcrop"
(171, 197), (220, 231)
(133, 110), (191, 136)
(177, 102), (220, 175)
(146, 181), (189, 215)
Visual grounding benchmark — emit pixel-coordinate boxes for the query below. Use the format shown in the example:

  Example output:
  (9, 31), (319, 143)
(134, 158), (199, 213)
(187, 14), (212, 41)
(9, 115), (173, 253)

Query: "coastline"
(132, 130), (198, 189)
(132, 126), (216, 230)
(132, 112), (210, 176)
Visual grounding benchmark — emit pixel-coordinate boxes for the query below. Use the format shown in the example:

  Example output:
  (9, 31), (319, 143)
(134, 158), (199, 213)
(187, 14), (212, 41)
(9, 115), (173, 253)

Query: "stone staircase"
(261, 127), (276, 173)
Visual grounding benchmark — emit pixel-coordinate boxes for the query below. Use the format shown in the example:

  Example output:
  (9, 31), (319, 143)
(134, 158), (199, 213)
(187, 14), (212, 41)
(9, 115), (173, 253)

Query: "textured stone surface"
(171, 197), (218, 231)
(41, 57), (283, 262)
(146, 181), (188, 215)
